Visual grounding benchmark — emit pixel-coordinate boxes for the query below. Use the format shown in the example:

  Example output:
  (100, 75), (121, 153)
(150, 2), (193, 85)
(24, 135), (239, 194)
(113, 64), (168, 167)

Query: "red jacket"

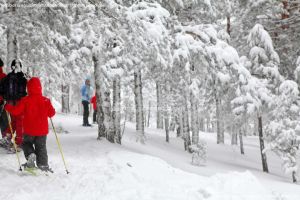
(0, 68), (6, 102)
(5, 77), (55, 136)
(91, 95), (97, 110)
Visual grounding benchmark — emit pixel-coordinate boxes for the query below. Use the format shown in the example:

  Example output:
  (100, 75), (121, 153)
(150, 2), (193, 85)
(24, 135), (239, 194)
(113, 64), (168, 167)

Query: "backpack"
(0, 61), (27, 102)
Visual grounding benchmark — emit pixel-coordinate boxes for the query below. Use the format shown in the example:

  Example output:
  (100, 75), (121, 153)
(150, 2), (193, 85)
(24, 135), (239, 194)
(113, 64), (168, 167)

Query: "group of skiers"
(0, 56), (98, 173)
(0, 58), (55, 172)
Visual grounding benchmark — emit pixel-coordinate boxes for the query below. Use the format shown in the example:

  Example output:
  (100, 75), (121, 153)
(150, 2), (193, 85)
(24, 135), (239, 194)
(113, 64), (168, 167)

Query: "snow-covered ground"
(0, 113), (299, 200)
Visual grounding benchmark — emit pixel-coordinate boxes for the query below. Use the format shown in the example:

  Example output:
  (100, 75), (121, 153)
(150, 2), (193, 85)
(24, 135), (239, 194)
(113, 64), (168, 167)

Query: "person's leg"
(82, 101), (90, 125)
(0, 104), (9, 138)
(82, 101), (87, 125)
(34, 136), (48, 168)
(22, 135), (35, 160)
(86, 102), (90, 125)
(15, 115), (24, 146)
(93, 110), (97, 123)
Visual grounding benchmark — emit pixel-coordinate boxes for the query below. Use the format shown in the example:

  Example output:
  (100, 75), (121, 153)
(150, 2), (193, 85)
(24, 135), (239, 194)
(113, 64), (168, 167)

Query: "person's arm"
(81, 86), (85, 97)
(4, 99), (25, 116)
(47, 99), (56, 118)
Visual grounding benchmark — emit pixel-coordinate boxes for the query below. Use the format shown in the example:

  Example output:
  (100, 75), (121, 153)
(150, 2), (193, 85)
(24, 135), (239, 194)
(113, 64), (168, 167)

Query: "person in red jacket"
(5, 77), (55, 171)
(90, 95), (97, 123)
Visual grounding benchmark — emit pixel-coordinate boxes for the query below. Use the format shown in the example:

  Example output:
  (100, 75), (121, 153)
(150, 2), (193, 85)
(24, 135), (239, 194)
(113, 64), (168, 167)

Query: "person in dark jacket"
(81, 78), (93, 126)
(5, 77), (56, 171)
(90, 95), (97, 124)
(0, 58), (9, 147)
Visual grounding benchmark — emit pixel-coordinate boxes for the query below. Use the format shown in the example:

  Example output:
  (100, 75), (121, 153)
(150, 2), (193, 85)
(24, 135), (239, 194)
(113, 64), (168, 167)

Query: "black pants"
(0, 102), (8, 137)
(82, 100), (90, 125)
(93, 110), (97, 123)
(23, 135), (48, 167)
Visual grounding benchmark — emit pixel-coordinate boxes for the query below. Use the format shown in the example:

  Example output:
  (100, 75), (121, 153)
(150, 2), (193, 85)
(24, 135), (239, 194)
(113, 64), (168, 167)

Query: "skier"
(0, 58), (9, 147)
(4, 77), (56, 171)
(81, 78), (93, 126)
(90, 94), (97, 124)
(1, 60), (27, 152)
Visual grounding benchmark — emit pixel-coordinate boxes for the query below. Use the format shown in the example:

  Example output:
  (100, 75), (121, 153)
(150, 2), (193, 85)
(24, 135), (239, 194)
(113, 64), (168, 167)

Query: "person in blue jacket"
(81, 78), (93, 126)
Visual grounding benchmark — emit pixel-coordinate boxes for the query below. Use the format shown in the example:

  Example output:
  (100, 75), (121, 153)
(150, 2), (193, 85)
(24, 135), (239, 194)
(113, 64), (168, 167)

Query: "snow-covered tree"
(265, 80), (300, 182)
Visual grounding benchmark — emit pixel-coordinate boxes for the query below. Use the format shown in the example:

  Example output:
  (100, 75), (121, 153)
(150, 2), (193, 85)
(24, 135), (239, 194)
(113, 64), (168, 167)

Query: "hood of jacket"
(27, 77), (42, 96)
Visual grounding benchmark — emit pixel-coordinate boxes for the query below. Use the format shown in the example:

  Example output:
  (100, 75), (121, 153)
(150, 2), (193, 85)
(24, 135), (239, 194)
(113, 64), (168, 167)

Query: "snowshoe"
(6, 145), (22, 154)
(38, 165), (54, 173)
(0, 137), (10, 148)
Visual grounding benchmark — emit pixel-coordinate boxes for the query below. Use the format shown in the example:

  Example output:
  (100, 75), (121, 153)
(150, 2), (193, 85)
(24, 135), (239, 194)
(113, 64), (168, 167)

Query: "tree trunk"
(178, 110), (184, 138)
(239, 129), (245, 155)
(216, 96), (224, 144)
(156, 82), (163, 129)
(292, 171), (297, 183)
(165, 116), (169, 143)
(169, 110), (176, 132)
(134, 69), (145, 143)
(231, 124), (238, 145)
(113, 76), (121, 144)
(6, 28), (18, 68)
(190, 93), (199, 145)
(258, 116), (269, 173)
(61, 84), (70, 113)
(199, 117), (204, 132)
(93, 55), (107, 140)
(147, 101), (151, 127)
(183, 98), (191, 151)
(206, 116), (211, 132)
(227, 15), (231, 36)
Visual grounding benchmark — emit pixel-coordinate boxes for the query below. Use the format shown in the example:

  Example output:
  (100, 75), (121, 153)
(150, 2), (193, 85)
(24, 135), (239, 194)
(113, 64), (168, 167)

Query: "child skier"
(4, 77), (55, 171)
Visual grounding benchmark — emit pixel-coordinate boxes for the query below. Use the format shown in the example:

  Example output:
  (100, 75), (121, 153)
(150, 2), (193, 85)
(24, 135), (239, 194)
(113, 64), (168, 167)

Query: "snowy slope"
(0, 114), (298, 200)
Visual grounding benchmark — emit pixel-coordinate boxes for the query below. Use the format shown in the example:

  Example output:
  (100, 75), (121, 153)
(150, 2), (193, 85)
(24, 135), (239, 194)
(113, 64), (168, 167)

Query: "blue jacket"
(81, 85), (93, 102)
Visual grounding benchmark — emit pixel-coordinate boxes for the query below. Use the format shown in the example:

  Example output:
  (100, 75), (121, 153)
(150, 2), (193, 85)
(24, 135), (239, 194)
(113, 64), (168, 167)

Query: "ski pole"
(6, 111), (22, 171)
(50, 118), (70, 174)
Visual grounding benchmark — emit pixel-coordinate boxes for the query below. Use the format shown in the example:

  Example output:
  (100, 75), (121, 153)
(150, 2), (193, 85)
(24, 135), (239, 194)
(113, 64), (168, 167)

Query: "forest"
(0, 0), (300, 194)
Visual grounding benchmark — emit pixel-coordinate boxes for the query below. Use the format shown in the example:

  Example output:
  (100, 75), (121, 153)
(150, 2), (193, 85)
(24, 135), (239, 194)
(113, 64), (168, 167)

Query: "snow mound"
(0, 149), (281, 200)
(107, 151), (279, 200)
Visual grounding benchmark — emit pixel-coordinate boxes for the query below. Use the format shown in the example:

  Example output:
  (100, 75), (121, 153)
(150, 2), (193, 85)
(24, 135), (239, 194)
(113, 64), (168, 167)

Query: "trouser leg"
(82, 101), (89, 125)
(34, 136), (48, 167)
(22, 135), (35, 160)
(93, 110), (97, 123)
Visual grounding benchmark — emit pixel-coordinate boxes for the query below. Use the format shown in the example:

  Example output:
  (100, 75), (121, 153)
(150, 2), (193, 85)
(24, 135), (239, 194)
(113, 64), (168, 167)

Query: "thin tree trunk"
(258, 116), (269, 173)
(183, 98), (191, 151)
(156, 82), (163, 129)
(292, 171), (297, 183)
(206, 116), (210, 132)
(61, 84), (70, 113)
(227, 15), (231, 36)
(113, 76), (121, 144)
(199, 117), (204, 132)
(165, 116), (169, 143)
(190, 93), (198, 145)
(216, 95), (224, 144)
(178, 110), (184, 138)
(134, 69), (145, 143)
(169, 110), (176, 131)
(231, 124), (238, 145)
(239, 128), (245, 155)
(147, 101), (151, 127)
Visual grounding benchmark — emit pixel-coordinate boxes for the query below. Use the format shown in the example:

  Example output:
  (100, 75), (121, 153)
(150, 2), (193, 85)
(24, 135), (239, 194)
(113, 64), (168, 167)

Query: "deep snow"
(0, 113), (299, 200)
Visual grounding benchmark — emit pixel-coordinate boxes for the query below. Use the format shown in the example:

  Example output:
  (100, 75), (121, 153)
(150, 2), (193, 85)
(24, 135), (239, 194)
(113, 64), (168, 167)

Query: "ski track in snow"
(0, 113), (299, 200)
